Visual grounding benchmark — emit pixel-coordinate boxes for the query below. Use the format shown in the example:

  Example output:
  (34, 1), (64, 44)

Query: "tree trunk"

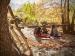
(62, 0), (70, 33)
(70, 10), (75, 33)
(61, 0), (67, 33)
(0, 0), (13, 56)
(66, 0), (70, 33)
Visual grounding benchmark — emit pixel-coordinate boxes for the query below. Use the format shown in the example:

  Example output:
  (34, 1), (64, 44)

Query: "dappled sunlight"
(6, 0), (75, 56)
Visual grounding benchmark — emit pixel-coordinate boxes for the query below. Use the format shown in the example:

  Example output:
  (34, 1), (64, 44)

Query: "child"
(50, 25), (59, 39)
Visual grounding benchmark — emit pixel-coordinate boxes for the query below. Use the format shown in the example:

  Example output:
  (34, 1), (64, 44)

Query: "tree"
(0, 0), (20, 56)
(61, 0), (70, 33)
(0, 0), (13, 56)
(17, 3), (37, 25)
(70, 10), (75, 34)
(63, 0), (75, 34)
(69, 0), (75, 34)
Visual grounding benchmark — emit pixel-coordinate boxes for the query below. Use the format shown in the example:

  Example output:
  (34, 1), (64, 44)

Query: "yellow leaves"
(16, 1), (62, 25)
(33, 5), (62, 24)
(41, 7), (61, 23)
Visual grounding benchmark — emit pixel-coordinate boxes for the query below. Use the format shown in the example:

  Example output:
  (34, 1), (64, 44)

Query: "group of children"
(34, 24), (61, 39)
